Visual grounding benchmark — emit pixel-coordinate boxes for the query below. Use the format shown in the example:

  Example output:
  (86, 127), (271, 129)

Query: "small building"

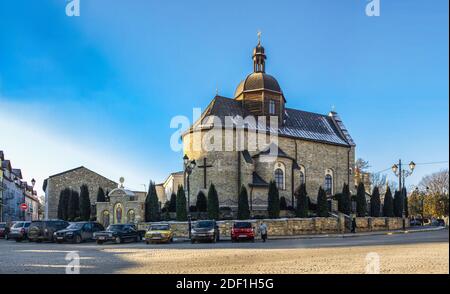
(96, 187), (146, 228)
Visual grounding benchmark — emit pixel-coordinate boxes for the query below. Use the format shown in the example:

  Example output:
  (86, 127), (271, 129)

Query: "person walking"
(259, 222), (268, 242)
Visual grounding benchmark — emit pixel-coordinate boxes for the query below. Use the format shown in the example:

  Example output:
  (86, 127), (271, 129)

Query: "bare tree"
(356, 158), (370, 172)
(371, 173), (387, 190)
(419, 169), (449, 195)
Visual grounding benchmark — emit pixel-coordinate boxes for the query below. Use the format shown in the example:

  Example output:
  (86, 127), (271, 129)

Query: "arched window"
(325, 174), (333, 195)
(299, 171), (305, 185)
(274, 168), (284, 190)
(102, 210), (110, 228)
(127, 209), (135, 223)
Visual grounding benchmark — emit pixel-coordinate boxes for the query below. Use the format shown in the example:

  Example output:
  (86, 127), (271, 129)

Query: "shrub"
(370, 186), (381, 217)
(383, 186), (394, 217)
(196, 191), (207, 212)
(267, 181), (280, 219)
(317, 186), (329, 217)
(237, 185), (250, 220)
(356, 182), (367, 217)
(207, 184), (220, 220)
(79, 184), (91, 221)
(176, 185), (187, 221)
(295, 183), (308, 218)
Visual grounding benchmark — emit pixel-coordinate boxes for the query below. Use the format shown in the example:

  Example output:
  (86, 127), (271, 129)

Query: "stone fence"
(138, 216), (408, 239)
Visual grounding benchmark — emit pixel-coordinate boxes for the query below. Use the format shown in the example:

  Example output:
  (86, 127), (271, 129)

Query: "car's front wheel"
(75, 235), (82, 244)
(96, 240), (103, 245)
(115, 237), (122, 244)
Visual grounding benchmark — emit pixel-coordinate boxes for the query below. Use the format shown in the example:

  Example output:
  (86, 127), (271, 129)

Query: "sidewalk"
(173, 226), (446, 242)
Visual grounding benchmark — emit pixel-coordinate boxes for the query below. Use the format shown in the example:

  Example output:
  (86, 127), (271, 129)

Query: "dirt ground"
(111, 242), (449, 274)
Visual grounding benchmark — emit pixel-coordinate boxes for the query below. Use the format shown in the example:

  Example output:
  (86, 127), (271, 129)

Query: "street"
(0, 229), (448, 274)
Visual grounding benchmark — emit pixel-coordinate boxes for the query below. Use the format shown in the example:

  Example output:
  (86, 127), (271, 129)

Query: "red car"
(231, 221), (255, 242)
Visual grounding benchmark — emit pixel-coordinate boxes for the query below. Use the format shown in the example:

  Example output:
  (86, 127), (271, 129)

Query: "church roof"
(234, 72), (282, 97)
(190, 96), (354, 147)
(250, 172), (269, 187)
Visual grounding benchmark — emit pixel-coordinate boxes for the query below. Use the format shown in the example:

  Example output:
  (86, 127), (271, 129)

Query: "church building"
(182, 37), (356, 213)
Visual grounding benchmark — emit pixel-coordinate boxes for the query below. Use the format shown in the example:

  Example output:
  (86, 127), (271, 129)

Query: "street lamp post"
(183, 154), (196, 239)
(391, 159), (415, 230)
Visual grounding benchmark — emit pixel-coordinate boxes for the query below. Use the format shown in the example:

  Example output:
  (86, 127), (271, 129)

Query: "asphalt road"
(0, 229), (448, 274)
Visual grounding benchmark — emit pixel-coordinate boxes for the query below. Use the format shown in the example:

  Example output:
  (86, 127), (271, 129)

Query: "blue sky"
(0, 0), (448, 192)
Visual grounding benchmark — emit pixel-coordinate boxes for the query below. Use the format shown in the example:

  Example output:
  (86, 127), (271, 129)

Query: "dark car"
(28, 220), (70, 242)
(0, 222), (11, 239)
(432, 219), (446, 227)
(191, 220), (220, 243)
(231, 221), (255, 242)
(8, 221), (32, 242)
(54, 221), (104, 243)
(94, 224), (140, 244)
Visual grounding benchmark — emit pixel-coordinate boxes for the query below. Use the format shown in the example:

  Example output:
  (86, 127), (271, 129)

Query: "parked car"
(410, 218), (422, 226)
(231, 221), (255, 242)
(94, 224), (140, 244)
(145, 223), (174, 244)
(28, 220), (70, 242)
(54, 221), (104, 243)
(432, 219), (446, 227)
(191, 220), (220, 243)
(8, 221), (32, 242)
(0, 222), (11, 239)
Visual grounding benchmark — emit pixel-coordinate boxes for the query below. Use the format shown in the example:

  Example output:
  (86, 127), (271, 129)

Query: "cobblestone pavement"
(0, 229), (448, 274)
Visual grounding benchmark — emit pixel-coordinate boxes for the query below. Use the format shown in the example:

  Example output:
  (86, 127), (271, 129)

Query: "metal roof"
(190, 96), (354, 147)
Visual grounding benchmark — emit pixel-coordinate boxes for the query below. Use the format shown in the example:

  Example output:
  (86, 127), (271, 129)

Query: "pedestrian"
(351, 217), (357, 233)
(259, 222), (268, 242)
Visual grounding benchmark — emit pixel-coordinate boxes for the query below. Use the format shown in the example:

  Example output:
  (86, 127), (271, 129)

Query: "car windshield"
(12, 222), (24, 228)
(106, 225), (125, 231)
(150, 225), (169, 231)
(67, 223), (85, 230)
(24, 223), (31, 227)
(195, 221), (214, 228)
(234, 222), (252, 228)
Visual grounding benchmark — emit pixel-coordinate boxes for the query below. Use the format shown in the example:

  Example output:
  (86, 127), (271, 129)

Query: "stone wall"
(183, 129), (355, 209)
(45, 167), (117, 219)
(139, 217), (407, 239)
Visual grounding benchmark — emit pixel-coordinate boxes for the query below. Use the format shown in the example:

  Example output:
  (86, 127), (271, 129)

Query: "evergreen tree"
(383, 186), (394, 217)
(393, 190), (404, 217)
(338, 183), (352, 215)
(280, 196), (287, 210)
(57, 188), (70, 220)
(79, 184), (91, 221)
(356, 182), (367, 217)
(403, 187), (409, 218)
(207, 183), (220, 220)
(370, 186), (381, 217)
(317, 186), (329, 217)
(196, 191), (207, 212)
(176, 185), (187, 221)
(169, 192), (177, 212)
(67, 189), (80, 221)
(237, 185), (250, 220)
(295, 183), (308, 218)
(145, 181), (161, 222)
(267, 181), (280, 219)
(96, 187), (106, 202)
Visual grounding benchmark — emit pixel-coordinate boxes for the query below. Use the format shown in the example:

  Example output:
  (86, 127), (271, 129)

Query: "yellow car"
(145, 223), (174, 244)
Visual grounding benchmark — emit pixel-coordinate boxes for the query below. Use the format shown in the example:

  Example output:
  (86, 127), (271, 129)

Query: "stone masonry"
(43, 166), (117, 219)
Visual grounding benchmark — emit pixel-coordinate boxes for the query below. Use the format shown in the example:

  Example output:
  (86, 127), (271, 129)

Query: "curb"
(174, 227), (446, 242)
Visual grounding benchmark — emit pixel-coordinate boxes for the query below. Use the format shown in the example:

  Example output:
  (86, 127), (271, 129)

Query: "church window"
(274, 168), (285, 190)
(325, 174), (333, 195)
(269, 100), (276, 115)
(299, 171), (305, 185)
(102, 210), (110, 228)
(127, 210), (135, 223)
